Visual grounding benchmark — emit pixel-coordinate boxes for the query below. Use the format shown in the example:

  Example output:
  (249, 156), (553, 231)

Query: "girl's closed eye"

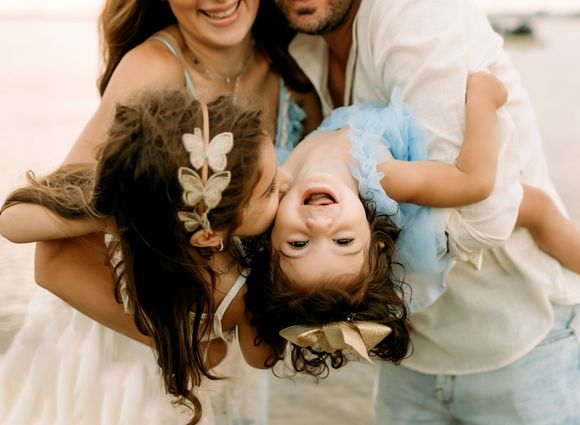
(267, 181), (278, 197)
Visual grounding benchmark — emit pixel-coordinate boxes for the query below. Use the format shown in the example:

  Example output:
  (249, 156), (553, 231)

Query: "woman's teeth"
(204, 3), (238, 19)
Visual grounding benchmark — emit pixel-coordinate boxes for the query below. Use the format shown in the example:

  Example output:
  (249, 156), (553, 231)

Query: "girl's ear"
(189, 230), (224, 248)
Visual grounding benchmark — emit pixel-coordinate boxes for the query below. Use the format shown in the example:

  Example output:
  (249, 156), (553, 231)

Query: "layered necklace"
(189, 41), (255, 94)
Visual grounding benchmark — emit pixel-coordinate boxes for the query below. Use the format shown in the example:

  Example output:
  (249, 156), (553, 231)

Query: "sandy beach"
(1, 8), (579, 425)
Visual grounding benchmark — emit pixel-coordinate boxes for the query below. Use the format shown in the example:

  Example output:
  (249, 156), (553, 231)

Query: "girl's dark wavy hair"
(244, 201), (411, 377)
(98, 0), (312, 95)
(3, 90), (267, 425)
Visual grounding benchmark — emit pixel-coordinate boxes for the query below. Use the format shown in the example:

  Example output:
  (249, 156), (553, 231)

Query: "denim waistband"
(552, 303), (578, 332)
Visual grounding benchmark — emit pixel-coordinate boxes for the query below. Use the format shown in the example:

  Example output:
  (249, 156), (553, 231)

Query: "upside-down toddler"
(246, 71), (580, 372)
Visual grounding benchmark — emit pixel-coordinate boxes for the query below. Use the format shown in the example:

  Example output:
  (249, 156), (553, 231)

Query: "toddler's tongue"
(305, 193), (335, 206)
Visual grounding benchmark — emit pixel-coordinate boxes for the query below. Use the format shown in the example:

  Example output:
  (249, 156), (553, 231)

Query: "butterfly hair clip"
(176, 102), (233, 235)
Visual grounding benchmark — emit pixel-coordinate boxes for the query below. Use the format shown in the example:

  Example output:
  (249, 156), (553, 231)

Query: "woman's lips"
(200, 1), (240, 20)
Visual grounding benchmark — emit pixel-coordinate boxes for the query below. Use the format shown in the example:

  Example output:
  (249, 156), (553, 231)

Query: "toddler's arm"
(378, 71), (507, 207)
(517, 185), (580, 274)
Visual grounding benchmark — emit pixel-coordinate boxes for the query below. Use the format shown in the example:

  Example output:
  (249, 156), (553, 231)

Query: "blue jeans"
(374, 304), (580, 425)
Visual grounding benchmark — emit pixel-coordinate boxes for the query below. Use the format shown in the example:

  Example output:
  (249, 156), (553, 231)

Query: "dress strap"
(149, 34), (196, 96)
(214, 270), (249, 322)
(210, 270), (249, 339)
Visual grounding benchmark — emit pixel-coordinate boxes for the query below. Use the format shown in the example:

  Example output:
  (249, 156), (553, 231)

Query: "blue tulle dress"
(311, 93), (452, 314)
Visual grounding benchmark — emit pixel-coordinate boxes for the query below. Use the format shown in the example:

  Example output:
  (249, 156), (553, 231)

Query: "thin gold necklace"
(189, 42), (255, 93)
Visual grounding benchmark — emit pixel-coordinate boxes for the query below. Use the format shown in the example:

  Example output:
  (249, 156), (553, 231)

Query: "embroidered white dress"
(0, 271), (269, 425)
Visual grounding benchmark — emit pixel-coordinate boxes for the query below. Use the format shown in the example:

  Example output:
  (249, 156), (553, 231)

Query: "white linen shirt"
(289, 0), (580, 373)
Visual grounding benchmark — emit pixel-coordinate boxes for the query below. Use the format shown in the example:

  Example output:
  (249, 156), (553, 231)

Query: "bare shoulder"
(103, 31), (186, 102)
(63, 28), (189, 165)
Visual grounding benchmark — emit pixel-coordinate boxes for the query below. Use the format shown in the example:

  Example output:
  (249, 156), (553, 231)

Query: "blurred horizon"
(1, 0), (580, 19)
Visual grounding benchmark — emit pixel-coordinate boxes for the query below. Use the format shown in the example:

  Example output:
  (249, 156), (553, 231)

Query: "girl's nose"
(277, 167), (293, 197)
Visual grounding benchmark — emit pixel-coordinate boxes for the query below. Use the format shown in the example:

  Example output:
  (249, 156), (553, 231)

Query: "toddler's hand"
(466, 71), (508, 108)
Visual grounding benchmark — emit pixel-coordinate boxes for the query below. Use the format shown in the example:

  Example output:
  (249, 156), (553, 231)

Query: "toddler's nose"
(305, 216), (332, 232)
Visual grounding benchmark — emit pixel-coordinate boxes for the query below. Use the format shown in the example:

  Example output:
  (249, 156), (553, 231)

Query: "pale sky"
(0, 0), (102, 18)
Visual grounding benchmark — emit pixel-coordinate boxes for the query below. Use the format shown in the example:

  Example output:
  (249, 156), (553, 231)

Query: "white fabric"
(289, 0), (580, 373)
(205, 270), (248, 342)
(0, 288), (269, 425)
(118, 252), (247, 343)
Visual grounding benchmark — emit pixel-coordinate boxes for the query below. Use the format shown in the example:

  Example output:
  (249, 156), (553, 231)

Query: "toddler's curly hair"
(245, 202), (411, 377)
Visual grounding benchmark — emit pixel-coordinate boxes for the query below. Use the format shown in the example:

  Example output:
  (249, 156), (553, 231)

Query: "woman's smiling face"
(169, 0), (260, 48)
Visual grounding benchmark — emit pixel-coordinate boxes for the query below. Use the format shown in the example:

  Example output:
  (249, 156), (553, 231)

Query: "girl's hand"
(466, 70), (508, 109)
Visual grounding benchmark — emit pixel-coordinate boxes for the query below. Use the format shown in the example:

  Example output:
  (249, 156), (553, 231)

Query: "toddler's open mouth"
(303, 189), (337, 206)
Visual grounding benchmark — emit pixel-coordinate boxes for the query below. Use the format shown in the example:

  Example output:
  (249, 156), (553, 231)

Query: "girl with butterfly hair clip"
(0, 0), (319, 423)
(246, 70), (580, 376)
(0, 89), (290, 425)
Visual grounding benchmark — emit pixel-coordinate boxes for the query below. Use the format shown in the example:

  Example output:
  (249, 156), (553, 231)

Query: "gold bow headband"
(177, 102), (233, 235)
(279, 321), (392, 364)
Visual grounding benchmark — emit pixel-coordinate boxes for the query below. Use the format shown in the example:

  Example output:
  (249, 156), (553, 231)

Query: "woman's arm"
(35, 234), (151, 346)
(0, 204), (108, 243)
(6, 40), (183, 327)
(1, 41), (183, 243)
(379, 71), (507, 207)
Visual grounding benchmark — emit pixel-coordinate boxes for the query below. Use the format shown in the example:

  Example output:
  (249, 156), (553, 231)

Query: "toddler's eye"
(288, 240), (308, 249)
(333, 238), (353, 246)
